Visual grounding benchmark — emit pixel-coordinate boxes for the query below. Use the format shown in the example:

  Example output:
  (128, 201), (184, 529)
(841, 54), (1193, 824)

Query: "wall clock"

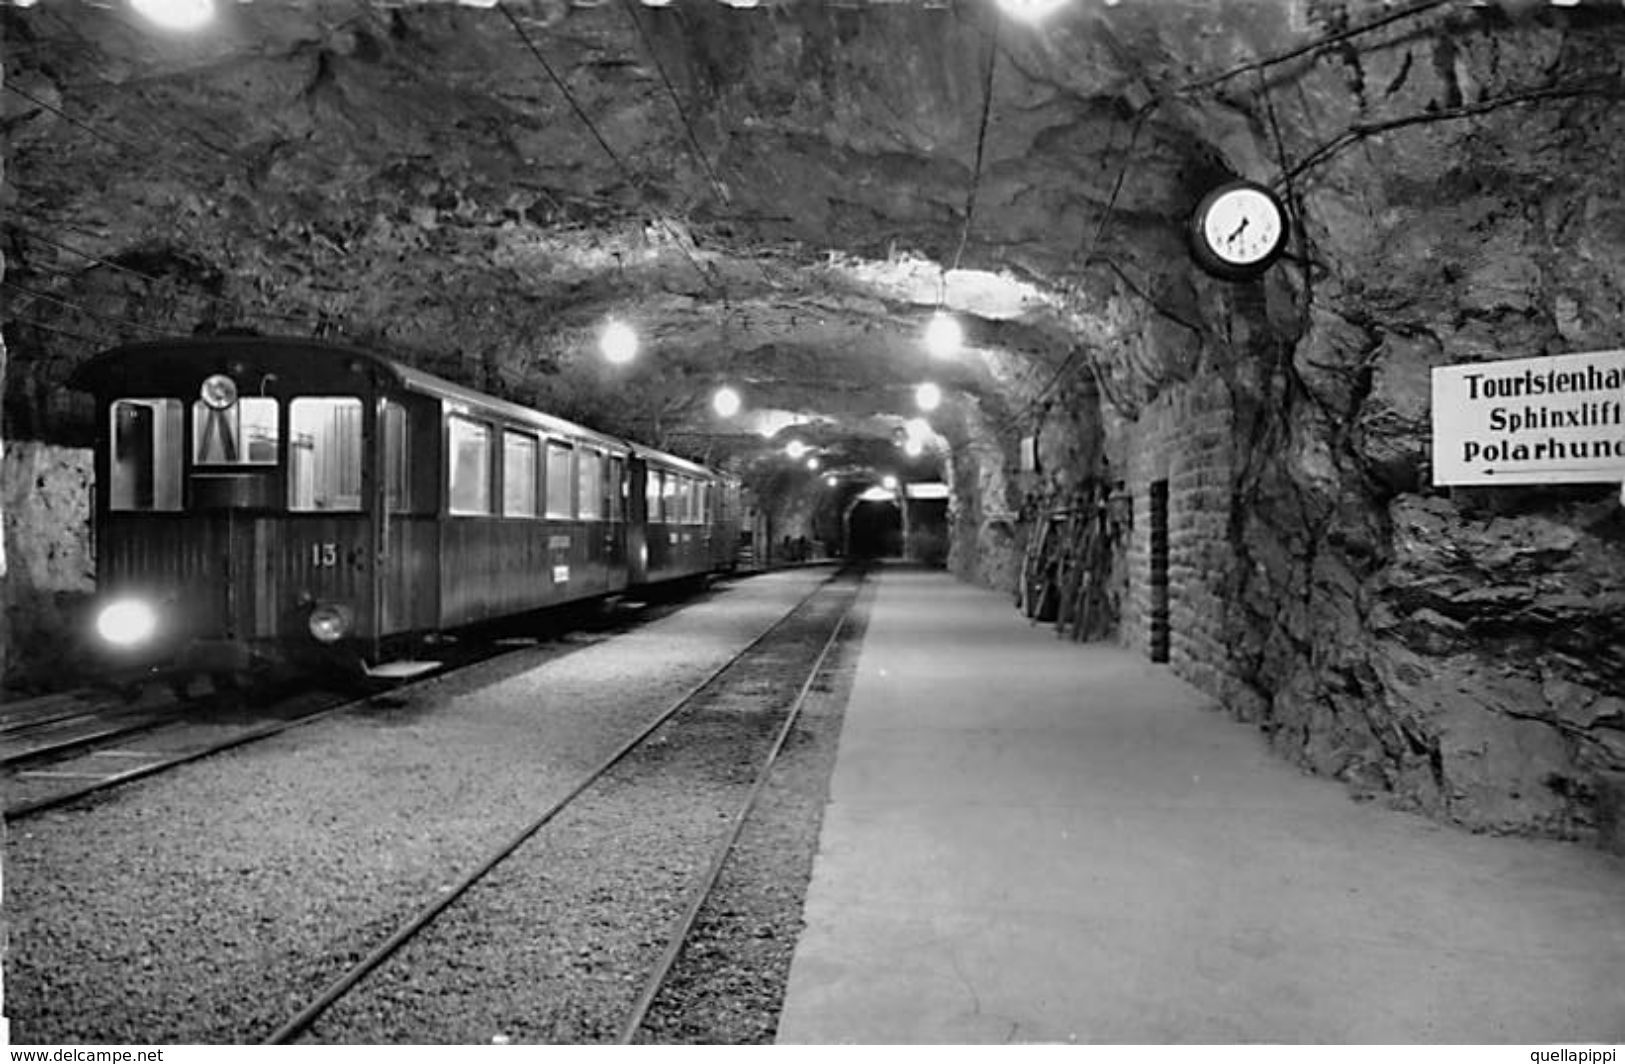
(1188, 179), (1290, 281)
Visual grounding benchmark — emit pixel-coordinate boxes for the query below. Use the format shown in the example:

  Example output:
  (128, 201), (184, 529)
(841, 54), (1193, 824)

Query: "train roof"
(70, 336), (729, 479)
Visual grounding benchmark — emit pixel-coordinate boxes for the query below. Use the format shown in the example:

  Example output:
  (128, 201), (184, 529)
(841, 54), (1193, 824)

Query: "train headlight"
(307, 603), (352, 644)
(96, 599), (157, 647)
(200, 373), (238, 410)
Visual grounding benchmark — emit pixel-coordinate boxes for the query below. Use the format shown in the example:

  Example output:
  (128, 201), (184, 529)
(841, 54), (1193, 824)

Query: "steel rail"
(261, 569), (847, 1046)
(615, 575), (861, 1044)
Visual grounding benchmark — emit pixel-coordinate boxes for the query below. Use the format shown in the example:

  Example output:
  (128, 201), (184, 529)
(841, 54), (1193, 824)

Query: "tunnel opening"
(1149, 479), (1170, 664)
(847, 499), (903, 559)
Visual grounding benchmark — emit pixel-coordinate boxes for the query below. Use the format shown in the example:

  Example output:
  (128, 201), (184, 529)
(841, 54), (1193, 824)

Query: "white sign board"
(1431, 349), (1625, 486)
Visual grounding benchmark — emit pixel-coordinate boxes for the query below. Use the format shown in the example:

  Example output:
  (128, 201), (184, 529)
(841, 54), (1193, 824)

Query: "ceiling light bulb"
(924, 311), (962, 359)
(996, 0), (1069, 21)
(131, 0), (214, 30)
(915, 381), (942, 412)
(600, 319), (638, 364)
(807, 457), (821, 471)
(712, 386), (741, 418)
(785, 440), (808, 460)
(824, 474), (837, 487)
(882, 475), (899, 491)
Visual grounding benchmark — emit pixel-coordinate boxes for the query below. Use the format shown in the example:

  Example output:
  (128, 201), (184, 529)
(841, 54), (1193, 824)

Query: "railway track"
(262, 565), (866, 1045)
(1, 596), (679, 821)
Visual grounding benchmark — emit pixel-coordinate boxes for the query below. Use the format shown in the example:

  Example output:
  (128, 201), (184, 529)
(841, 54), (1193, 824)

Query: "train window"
(503, 431), (538, 518)
(646, 468), (663, 522)
(545, 441), (573, 518)
(448, 416), (492, 515)
(289, 398), (363, 511)
(672, 476), (689, 525)
(577, 448), (602, 520)
(193, 397), (278, 465)
(696, 481), (709, 525)
(665, 473), (681, 524)
(109, 399), (183, 511)
(383, 400), (413, 513)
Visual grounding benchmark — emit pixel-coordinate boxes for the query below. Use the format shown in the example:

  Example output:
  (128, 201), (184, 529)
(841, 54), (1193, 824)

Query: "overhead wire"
(497, 0), (722, 296)
(950, 12), (1001, 276)
(616, 0), (731, 206)
(4, 314), (118, 349)
(1, 280), (176, 339)
(8, 226), (320, 331)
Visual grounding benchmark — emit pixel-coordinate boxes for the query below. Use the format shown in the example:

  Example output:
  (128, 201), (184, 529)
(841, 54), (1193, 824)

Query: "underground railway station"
(2, 0), (1624, 1048)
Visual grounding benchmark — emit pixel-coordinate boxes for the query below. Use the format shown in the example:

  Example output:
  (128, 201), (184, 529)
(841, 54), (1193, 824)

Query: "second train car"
(69, 335), (743, 688)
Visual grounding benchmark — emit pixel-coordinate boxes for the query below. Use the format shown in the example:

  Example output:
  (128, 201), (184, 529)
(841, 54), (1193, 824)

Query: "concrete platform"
(776, 567), (1625, 1044)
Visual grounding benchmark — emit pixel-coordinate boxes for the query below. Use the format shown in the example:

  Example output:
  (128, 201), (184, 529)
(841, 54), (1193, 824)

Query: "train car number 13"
(310, 542), (339, 568)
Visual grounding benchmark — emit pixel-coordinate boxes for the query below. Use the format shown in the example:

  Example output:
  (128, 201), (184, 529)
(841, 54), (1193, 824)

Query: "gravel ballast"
(4, 567), (859, 1044)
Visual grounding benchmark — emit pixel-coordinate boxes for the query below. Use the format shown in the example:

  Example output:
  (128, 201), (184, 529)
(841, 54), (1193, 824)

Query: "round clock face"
(1190, 180), (1289, 279)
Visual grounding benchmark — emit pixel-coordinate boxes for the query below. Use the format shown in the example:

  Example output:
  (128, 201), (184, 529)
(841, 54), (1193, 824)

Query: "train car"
(68, 335), (740, 690)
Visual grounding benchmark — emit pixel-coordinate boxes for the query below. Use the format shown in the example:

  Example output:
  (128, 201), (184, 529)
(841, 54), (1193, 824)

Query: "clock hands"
(1224, 217), (1249, 245)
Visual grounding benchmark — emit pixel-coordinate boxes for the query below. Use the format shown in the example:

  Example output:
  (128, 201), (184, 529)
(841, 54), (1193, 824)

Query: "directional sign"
(1431, 349), (1625, 486)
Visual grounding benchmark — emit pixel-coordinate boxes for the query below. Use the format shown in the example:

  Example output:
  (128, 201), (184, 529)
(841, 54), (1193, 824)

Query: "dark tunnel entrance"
(847, 499), (903, 559)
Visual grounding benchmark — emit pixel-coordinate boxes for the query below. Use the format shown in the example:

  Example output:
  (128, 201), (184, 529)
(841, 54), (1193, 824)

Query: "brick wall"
(1120, 374), (1238, 703)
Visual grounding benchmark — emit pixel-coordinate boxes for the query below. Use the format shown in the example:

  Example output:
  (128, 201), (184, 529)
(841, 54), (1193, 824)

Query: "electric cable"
(497, 0), (722, 295)
(617, 0), (731, 205)
(951, 12), (1000, 274)
(2, 280), (178, 339)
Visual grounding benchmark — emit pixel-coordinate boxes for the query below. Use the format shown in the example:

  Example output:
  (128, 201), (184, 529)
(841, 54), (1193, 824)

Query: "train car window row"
(544, 440), (573, 519)
(288, 398), (363, 512)
(194, 396), (278, 465)
(448, 415), (493, 515)
(110, 398), (184, 512)
(577, 448), (602, 520)
(503, 430), (539, 518)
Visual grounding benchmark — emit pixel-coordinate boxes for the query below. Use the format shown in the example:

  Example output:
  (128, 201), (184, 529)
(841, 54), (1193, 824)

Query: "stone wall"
(1119, 373), (1238, 706)
(3, 440), (95, 692)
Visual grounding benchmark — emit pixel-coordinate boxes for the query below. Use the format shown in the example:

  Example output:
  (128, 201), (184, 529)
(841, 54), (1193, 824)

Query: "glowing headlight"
(307, 603), (352, 644)
(200, 373), (238, 410)
(97, 600), (157, 647)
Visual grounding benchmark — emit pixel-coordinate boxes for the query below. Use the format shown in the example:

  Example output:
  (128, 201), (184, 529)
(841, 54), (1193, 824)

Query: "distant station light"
(881, 474), (899, 492)
(785, 439), (808, 460)
(915, 381), (942, 412)
(924, 311), (962, 359)
(131, 0), (214, 30)
(600, 319), (638, 365)
(996, 0), (1070, 19)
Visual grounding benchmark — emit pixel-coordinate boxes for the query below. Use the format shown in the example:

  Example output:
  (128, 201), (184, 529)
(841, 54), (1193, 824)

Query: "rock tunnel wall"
(3, 441), (95, 692)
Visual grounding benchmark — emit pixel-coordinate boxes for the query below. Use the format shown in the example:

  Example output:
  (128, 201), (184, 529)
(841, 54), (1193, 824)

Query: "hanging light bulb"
(785, 439), (808, 460)
(712, 386), (741, 418)
(881, 474), (899, 492)
(995, 0), (1070, 19)
(600, 319), (638, 364)
(824, 474), (837, 487)
(915, 381), (942, 412)
(807, 457), (821, 471)
(924, 311), (962, 359)
(131, 0), (214, 30)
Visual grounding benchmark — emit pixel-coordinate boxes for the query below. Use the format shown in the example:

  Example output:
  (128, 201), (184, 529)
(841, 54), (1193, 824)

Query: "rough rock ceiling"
(3, 0), (1611, 486)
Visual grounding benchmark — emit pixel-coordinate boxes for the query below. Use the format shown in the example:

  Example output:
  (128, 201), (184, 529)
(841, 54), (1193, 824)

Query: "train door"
(605, 453), (628, 592)
(376, 395), (440, 644)
(626, 457), (649, 585)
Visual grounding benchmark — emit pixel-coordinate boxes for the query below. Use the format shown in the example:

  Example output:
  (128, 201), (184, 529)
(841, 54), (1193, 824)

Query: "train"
(68, 335), (744, 692)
